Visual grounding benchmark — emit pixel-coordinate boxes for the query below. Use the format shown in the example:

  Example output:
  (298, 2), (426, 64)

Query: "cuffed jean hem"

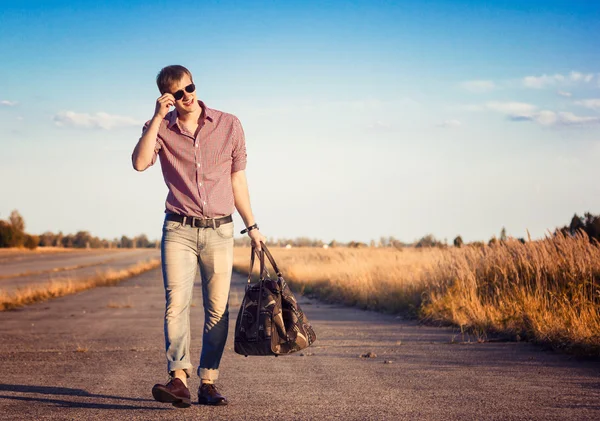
(198, 367), (219, 381)
(168, 363), (194, 378)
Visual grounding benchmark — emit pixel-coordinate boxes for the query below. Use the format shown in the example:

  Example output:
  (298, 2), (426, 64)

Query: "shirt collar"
(168, 100), (213, 129)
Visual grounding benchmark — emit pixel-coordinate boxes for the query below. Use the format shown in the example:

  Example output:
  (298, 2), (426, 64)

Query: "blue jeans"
(160, 215), (234, 382)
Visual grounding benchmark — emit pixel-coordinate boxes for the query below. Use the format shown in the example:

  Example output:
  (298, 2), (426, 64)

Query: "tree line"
(556, 212), (600, 243)
(452, 212), (600, 248)
(0, 210), (158, 249)
(2, 209), (598, 250)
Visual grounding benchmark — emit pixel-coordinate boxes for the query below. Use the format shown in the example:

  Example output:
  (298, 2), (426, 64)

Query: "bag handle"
(248, 245), (269, 284)
(259, 242), (282, 277)
(247, 246), (262, 284)
(259, 246), (267, 279)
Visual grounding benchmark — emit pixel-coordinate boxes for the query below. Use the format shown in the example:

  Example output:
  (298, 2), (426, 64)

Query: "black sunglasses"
(172, 83), (195, 101)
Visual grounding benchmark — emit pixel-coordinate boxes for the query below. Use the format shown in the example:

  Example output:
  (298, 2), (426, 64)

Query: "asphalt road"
(0, 249), (160, 293)
(0, 269), (598, 420)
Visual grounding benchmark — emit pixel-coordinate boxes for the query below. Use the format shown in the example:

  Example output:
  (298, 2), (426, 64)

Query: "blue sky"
(1, 0), (599, 244)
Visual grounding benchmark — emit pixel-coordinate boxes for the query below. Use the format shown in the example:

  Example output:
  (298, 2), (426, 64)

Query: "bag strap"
(248, 245), (270, 284)
(247, 246), (264, 284)
(260, 242), (282, 277)
(259, 246), (273, 279)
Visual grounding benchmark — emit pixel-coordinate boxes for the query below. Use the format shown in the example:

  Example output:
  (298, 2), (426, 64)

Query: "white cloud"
(523, 74), (565, 89)
(460, 80), (496, 93)
(456, 101), (536, 115)
(534, 110), (559, 126)
(508, 111), (557, 126)
(575, 99), (600, 111)
(485, 101), (537, 116)
(508, 110), (599, 126)
(522, 71), (595, 89)
(557, 90), (572, 98)
(459, 70), (597, 93)
(437, 119), (461, 128)
(476, 101), (598, 127)
(1, 100), (17, 106)
(557, 112), (600, 126)
(569, 71), (594, 83)
(53, 111), (141, 130)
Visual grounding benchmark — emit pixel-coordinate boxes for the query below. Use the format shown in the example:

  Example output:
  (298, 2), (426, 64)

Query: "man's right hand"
(133, 93), (174, 171)
(154, 93), (175, 119)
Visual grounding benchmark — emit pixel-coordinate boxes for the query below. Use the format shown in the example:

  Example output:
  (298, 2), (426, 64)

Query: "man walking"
(132, 65), (265, 407)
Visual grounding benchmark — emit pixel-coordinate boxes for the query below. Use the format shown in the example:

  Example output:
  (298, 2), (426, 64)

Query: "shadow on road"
(0, 384), (169, 411)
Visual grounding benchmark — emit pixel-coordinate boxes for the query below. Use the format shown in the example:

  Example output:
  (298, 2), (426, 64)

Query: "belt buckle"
(190, 216), (199, 228)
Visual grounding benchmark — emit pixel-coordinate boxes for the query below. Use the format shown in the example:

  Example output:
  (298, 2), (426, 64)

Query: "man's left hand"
(248, 229), (267, 250)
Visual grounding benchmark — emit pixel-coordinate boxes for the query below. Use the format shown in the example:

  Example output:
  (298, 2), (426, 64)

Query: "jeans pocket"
(216, 222), (234, 239)
(163, 220), (183, 232)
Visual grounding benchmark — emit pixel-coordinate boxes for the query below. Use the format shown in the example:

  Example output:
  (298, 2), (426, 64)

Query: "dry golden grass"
(0, 247), (79, 256)
(0, 259), (160, 311)
(0, 257), (120, 280)
(234, 246), (441, 314)
(423, 233), (600, 354)
(233, 233), (600, 355)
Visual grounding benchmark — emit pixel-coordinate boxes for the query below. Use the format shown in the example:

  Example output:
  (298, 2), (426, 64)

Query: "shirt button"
(196, 163), (200, 167)
(199, 182), (202, 187)
(203, 201), (207, 205)
(195, 144), (198, 148)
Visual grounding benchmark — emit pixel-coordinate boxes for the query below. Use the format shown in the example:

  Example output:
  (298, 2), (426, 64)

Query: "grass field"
(0, 258), (160, 311)
(233, 233), (600, 355)
(0, 247), (78, 256)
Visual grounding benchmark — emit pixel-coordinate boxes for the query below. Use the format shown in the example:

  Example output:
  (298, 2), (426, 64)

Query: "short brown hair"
(156, 65), (193, 94)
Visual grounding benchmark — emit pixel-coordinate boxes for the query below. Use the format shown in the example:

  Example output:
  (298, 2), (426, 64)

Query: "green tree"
(390, 238), (404, 249)
(24, 234), (39, 250)
(120, 236), (134, 248)
(415, 234), (441, 248)
(453, 236), (463, 248)
(89, 236), (103, 248)
(0, 221), (16, 247)
(583, 212), (600, 242)
(7, 210), (25, 247)
(9, 210), (25, 232)
(569, 214), (584, 234)
(74, 231), (92, 248)
(39, 231), (55, 247)
(500, 227), (507, 242)
(54, 231), (64, 247)
(135, 234), (150, 248)
(62, 234), (74, 248)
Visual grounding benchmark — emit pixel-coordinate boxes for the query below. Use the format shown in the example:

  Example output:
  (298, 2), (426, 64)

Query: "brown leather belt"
(165, 213), (233, 229)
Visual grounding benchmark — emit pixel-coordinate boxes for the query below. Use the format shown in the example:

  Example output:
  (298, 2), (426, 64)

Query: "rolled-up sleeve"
(231, 117), (247, 173)
(141, 121), (162, 167)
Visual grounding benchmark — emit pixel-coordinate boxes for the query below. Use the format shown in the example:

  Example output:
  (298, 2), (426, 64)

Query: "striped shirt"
(142, 100), (247, 218)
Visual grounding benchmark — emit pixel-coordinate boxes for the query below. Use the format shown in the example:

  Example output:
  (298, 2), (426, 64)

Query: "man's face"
(169, 73), (199, 114)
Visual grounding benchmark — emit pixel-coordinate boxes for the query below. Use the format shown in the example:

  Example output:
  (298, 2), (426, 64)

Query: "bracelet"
(240, 223), (258, 235)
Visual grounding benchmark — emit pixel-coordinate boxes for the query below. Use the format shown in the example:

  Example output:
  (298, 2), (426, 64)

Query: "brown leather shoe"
(198, 383), (228, 406)
(152, 378), (191, 408)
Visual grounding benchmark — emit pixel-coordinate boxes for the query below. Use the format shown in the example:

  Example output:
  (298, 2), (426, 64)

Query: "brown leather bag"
(234, 243), (317, 356)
